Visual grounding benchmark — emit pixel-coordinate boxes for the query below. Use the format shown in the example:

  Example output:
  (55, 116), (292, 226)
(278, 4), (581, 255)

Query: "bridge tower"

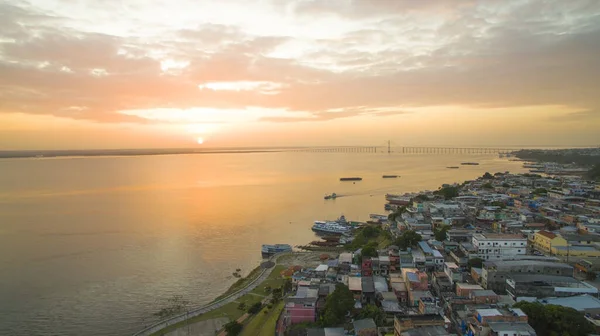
(387, 140), (391, 154)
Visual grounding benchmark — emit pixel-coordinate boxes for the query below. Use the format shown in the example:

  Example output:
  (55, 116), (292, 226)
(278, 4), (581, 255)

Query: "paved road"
(133, 254), (285, 336)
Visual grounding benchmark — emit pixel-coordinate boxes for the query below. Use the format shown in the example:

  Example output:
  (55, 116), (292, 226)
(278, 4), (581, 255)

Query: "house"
(531, 230), (568, 253)
(487, 322), (537, 336)
(361, 276), (376, 305)
(394, 315), (447, 336)
(469, 290), (499, 304)
(348, 276), (362, 299)
(391, 277), (408, 304)
(362, 258), (373, 276)
(285, 297), (317, 324)
(455, 283), (484, 296)
(380, 291), (403, 315)
(432, 272), (453, 295)
(353, 318), (377, 335)
(443, 262), (462, 284)
(399, 326), (450, 336)
(307, 328), (345, 336)
(472, 233), (528, 260)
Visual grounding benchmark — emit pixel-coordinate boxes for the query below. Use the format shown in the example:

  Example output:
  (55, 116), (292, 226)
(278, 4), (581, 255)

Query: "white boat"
(312, 222), (350, 235)
(261, 244), (292, 255)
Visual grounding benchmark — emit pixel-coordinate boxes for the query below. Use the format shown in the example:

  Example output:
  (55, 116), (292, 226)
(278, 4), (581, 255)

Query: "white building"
(472, 233), (527, 260)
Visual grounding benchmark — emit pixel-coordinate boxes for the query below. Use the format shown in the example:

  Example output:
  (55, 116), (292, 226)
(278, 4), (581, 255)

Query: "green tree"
(283, 278), (293, 294)
(434, 225), (450, 241)
(482, 182), (494, 189)
(467, 257), (483, 270)
(321, 284), (355, 326)
(237, 302), (247, 311)
(482, 172), (494, 179)
(532, 188), (548, 195)
(361, 242), (378, 259)
(502, 183), (510, 188)
(436, 186), (459, 200)
(395, 230), (422, 250)
(514, 301), (595, 336)
(224, 321), (243, 336)
(388, 206), (407, 222)
(588, 164), (600, 181)
(247, 302), (262, 314)
(272, 287), (282, 302)
(356, 304), (385, 326)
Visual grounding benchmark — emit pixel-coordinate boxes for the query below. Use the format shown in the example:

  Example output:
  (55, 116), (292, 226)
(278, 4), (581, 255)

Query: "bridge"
(287, 145), (517, 155)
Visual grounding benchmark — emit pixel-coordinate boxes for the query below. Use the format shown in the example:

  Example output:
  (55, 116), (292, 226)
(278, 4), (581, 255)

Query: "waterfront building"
(481, 260), (573, 292)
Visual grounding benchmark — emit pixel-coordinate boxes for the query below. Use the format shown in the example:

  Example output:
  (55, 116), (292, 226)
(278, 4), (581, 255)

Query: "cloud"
(0, 0), (599, 127)
(547, 109), (600, 122)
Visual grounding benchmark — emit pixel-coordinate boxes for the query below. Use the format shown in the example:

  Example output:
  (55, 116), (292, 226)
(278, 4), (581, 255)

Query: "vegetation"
(514, 149), (600, 166)
(347, 226), (392, 250)
(482, 182), (494, 189)
(435, 185), (459, 200)
(248, 302), (263, 314)
(387, 206), (407, 223)
(502, 183), (510, 188)
(513, 301), (595, 336)
(224, 321), (243, 336)
(321, 284), (355, 326)
(588, 164), (600, 181)
(238, 302), (247, 311)
(356, 304), (385, 326)
(467, 257), (483, 270)
(434, 225), (450, 241)
(482, 172), (494, 179)
(361, 242), (379, 259)
(240, 301), (285, 336)
(394, 230), (422, 250)
(211, 265), (264, 302)
(413, 194), (430, 202)
(532, 188), (548, 195)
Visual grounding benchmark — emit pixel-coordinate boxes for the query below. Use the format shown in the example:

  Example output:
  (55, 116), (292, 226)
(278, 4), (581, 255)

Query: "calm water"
(0, 152), (527, 335)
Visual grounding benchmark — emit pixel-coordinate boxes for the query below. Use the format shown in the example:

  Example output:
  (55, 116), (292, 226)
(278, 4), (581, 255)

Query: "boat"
(382, 175), (399, 178)
(385, 194), (412, 205)
(340, 177), (362, 181)
(311, 222), (351, 235)
(461, 162), (479, 165)
(529, 169), (545, 173)
(324, 193), (337, 200)
(446, 166), (459, 169)
(261, 244), (292, 256)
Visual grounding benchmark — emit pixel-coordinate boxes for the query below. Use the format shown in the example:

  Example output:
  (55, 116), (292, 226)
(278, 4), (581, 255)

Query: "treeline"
(514, 149), (600, 166)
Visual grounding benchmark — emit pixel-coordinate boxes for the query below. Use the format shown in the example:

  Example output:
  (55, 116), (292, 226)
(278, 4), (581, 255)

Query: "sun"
(196, 137), (204, 144)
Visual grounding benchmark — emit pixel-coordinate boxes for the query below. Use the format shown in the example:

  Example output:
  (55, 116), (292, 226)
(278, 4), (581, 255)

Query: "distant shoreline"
(0, 148), (287, 159)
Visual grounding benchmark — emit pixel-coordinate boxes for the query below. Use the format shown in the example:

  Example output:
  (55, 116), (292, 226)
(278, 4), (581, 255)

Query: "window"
(504, 242), (507, 245)
(517, 249), (521, 253)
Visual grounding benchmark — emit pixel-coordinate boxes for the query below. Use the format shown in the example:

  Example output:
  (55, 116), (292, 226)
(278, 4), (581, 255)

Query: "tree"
(467, 257), (483, 270)
(588, 164), (600, 181)
(532, 188), (548, 195)
(513, 301), (595, 336)
(247, 302), (262, 314)
(395, 230), (422, 250)
(224, 321), (243, 336)
(414, 194), (430, 202)
(388, 206), (407, 222)
(272, 288), (282, 302)
(356, 304), (385, 326)
(502, 183), (510, 188)
(321, 284), (355, 326)
(436, 186), (459, 200)
(482, 172), (494, 179)
(361, 242), (378, 259)
(283, 278), (293, 294)
(237, 302), (247, 311)
(434, 225), (450, 241)
(482, 182), (494, 189)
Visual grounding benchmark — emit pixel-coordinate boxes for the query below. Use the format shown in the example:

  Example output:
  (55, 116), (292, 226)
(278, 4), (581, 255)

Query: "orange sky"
(1, 0), (599, 149)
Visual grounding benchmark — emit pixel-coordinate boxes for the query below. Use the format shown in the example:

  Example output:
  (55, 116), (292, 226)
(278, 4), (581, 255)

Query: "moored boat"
(461, 162), (479, 165)
(324, 193), (337, 200)
(382, 175), (399, 178)
(261, 244), (292, 256)
(340, 177), (362, 181)
(446, 166), (459, 169)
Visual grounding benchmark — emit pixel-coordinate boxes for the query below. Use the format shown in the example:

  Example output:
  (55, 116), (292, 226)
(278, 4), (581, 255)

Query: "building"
(466, 308), (529, 336)
(399, 326), (450, 336)
(353, 318), (377, 336)
(285, 297), (317, 324)
(469, 290), (499, 304)
(531, 230), (568, 253)
(538, 294), (600, 315)
(307, 328), (345, 336)
(394, 315), (447, 336)
(505, 274), (598, 299)
(472, 233), (528, 260)
(455, 283), (484, 297)
(482, 260), (573, 292)
(443, 262), (462, 284)
(487, 322), (537, 336)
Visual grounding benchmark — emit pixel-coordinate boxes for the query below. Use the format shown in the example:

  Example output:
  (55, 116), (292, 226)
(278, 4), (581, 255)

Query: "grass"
(240, 301), (285, 336)
(211, 265), (265, 303)
(150, 265), (287, 336)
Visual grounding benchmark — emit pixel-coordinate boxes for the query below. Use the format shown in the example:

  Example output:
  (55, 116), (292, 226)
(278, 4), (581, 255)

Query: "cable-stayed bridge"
(287, 141), (519, 155)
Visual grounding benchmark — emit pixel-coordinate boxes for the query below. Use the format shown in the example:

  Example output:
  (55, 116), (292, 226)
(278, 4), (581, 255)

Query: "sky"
(1, 0), (599, 149)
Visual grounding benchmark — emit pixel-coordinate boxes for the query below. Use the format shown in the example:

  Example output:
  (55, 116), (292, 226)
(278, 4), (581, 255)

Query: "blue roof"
(407, 272), (419, 282)
(418, 241), (434, 254)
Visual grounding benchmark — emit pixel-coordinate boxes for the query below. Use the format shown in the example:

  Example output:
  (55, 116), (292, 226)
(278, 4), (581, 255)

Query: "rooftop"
(536, 230), (557, 239)
(540, 294), (600, 311)
(488, 322), (536, 334)
(353, 318), (377, 333)
(473, 233), (525, 240)
(507, 274), (581, 284)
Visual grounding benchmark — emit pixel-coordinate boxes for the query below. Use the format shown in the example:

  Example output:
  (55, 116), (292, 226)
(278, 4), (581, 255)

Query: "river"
(0, 152), (527, 335)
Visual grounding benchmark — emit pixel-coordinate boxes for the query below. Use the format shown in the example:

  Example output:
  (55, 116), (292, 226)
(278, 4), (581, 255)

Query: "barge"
(340, 177), (362, 181)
